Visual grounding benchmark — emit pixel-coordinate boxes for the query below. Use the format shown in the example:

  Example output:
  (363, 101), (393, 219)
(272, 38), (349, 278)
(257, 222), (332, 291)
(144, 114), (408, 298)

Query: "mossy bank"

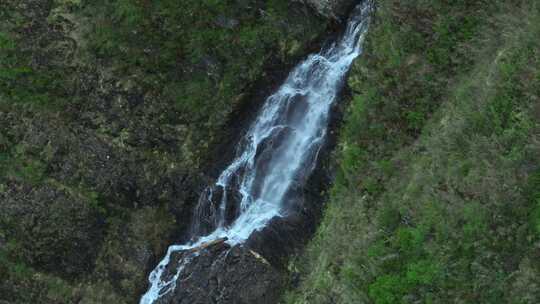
(286, 1), (540, 303)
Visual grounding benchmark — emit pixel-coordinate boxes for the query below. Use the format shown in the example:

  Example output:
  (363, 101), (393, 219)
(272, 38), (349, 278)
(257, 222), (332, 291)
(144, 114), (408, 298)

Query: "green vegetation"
(80, 0), (326, 151)
(3, 0), (539, 303)
(0, 0), (329, 303)
(286, 1), (540, 303)
(0, 1), (80, 108)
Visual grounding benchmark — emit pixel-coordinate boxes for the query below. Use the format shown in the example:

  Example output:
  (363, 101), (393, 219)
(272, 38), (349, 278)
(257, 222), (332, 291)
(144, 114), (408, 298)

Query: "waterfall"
(140, 2), (372, 303)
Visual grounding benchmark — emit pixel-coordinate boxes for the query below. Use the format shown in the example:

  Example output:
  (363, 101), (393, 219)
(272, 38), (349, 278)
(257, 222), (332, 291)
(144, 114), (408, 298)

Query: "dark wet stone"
(297, 0), (358, 21)
(155, 243), (282, 304)
(284, 92), (310, 125)
(250, 126), (294, 199)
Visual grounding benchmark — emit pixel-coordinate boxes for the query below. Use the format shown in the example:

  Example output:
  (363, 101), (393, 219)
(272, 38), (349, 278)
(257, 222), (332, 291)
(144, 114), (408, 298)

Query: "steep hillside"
(0, 0), (335, 303)
(286, 1), (540, 303)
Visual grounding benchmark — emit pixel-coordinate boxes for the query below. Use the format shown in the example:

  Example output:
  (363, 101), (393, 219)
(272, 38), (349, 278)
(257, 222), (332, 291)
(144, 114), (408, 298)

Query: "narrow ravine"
(140, 2), (372, 303)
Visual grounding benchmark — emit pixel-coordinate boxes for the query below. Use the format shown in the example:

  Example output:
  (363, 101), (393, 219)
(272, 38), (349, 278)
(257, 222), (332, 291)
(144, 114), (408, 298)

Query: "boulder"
(154, 243), (283, 304)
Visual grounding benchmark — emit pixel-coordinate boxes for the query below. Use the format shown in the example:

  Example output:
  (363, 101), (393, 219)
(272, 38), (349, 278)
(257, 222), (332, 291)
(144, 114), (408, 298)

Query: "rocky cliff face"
(0, 0), (335, 303)
(295, 0), (358, 20)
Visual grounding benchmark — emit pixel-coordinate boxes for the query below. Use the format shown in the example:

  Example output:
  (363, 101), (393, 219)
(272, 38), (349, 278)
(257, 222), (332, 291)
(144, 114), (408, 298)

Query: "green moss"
(288, 1), (540, 303)
(1, 0), (331, 303)
(0, 16), (73, 108)
(80, 0), (327, 151)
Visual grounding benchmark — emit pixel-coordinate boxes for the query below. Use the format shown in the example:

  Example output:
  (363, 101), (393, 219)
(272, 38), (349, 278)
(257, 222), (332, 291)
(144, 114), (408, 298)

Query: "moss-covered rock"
(296, 0), (358, 20)
(0, 0), (336, 302)
(0, 182), (103, 276)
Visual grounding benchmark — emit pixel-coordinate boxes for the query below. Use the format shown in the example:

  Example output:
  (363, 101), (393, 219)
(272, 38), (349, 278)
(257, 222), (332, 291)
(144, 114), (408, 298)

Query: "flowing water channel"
(141, 2), (372, 303)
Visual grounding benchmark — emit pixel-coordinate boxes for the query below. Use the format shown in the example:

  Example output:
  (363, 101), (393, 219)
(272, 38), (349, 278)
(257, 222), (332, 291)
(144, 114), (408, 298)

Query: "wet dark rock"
(245, 178), (321, 266)
(284, 92), (310, 125)
(254, 126), (293, 163)
(190, 187), (223, 237)
(155, 242), (283, 304)
(250, 126), (294, 199)
(190, 178), (241, 237)
(295, 0), (358, 21)
(220, 182), (243, 227)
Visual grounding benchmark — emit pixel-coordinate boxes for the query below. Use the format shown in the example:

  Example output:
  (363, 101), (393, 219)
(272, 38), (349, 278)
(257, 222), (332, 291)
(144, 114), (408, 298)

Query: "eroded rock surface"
(0, 0), (333, 302)
(155, 242), (283, 304)
(295, 0), (358, 20)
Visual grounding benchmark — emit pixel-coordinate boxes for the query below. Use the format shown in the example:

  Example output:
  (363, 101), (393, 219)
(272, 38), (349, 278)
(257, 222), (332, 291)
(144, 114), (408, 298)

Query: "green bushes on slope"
(0, 1), (75, 108)
(287, 1), (540, 303)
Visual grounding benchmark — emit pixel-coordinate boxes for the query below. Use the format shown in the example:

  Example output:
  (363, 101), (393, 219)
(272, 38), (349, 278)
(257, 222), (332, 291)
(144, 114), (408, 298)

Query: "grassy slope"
(287, 1), (540, 303)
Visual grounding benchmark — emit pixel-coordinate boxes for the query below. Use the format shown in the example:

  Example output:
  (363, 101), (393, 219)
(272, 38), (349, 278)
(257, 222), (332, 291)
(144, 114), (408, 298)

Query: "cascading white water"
(140, 2), (371, 303)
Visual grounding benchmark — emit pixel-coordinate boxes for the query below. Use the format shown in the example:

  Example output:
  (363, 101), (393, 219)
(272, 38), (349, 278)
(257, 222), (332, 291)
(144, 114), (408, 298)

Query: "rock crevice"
(294, 0), (358, 20)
